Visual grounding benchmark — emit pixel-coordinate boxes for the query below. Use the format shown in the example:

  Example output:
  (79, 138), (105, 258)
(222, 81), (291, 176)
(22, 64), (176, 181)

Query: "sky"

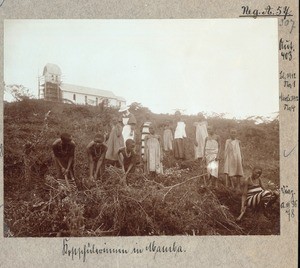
(4, 19), (279, 118)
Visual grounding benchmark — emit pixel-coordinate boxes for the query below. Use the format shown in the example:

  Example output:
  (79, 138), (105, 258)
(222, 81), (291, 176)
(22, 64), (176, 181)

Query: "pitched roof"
(116, 96), (126, 102)
(60, 83), (117, 99)
(43, 63), (62, 76)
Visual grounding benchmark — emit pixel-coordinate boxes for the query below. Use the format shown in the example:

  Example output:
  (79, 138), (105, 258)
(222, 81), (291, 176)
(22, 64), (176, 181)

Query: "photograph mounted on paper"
(3, 19), (280, 237)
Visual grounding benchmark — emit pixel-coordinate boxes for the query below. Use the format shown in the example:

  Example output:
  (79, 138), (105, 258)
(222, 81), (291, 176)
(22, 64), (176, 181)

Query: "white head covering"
(119, 106), (129, 113)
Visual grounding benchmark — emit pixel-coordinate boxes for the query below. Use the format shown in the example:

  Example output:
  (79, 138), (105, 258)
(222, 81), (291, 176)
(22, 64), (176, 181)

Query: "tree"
(129, 102), (151, 113)
(4, 84), (34, 101)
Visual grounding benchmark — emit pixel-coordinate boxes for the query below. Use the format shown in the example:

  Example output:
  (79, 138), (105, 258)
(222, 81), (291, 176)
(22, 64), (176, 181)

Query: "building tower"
(38, 63), (62, 101)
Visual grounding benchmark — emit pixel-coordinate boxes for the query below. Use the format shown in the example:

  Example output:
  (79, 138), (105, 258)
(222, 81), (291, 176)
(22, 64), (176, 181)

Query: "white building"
(39, 63), (126, 108)
(60, 83), (126, 107)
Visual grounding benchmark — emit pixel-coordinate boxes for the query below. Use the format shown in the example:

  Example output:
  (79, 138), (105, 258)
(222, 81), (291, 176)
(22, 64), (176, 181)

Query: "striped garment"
(246, 184), (275, 209)
(141, 121), (151, 157)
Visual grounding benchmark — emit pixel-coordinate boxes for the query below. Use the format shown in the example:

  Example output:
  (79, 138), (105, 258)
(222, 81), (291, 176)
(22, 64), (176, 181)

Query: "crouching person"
(52, 133), (77, 190)
(236, 166), (279, 222)
(117, 139), (136, 185)
(87, 133), (107, 182)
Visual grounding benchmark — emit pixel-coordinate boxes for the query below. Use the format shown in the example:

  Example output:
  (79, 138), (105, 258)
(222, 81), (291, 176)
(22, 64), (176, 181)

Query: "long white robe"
(194, 121), (208, 159)
(224, 139), (243, 177)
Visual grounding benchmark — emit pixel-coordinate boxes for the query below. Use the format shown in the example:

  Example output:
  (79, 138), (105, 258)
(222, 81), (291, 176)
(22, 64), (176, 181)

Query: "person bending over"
(87, 133), (107, 181)
(118, 139), (137, 185)
(52, 132), (76, 188)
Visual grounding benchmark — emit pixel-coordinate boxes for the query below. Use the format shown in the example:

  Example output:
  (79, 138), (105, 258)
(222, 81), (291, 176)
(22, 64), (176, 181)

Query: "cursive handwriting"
(279, 93), (298, 112)
(62, 239), (129, 262)
(280, 185), (298, 221)
(279, 18), (296, 34)
(240, 6), (293, 19)
(62, 238), (186, 262)
(279, 38), (295, 61)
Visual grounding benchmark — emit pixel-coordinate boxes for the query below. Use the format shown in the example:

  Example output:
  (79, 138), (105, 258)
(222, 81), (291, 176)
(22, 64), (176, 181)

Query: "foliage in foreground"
(5, 164), (243, 237)
(4, 100), (280, 236)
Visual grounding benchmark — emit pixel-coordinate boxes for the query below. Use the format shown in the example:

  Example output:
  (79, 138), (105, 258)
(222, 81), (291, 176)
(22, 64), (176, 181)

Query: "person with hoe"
(52, 132), (77, 190)
(87, 133), (107, 182)
(118, 139), (137, 185)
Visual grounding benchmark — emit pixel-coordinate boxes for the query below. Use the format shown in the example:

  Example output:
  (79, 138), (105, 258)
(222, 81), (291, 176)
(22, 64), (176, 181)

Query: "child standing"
(144, 124), (163, 176)
(193, 113), (208, 161)
(224, 128), (244, 190)
(163, 121), (173, 152)
(204, 126), (221, 188)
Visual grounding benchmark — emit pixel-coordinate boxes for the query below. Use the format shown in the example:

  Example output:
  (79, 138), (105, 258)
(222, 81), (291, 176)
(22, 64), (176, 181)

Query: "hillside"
(3, 99), (280, 236)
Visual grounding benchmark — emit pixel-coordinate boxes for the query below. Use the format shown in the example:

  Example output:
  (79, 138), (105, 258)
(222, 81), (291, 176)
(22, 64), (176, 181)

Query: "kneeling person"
(87, 133), (107, 181)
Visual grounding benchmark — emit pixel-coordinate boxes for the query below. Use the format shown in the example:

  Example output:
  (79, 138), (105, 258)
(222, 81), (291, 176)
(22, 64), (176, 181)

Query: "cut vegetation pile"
(4, 100), (280, 236)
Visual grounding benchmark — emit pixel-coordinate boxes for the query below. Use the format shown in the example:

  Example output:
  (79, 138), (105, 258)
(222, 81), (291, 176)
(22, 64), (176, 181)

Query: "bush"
(3, 100), (280, 236)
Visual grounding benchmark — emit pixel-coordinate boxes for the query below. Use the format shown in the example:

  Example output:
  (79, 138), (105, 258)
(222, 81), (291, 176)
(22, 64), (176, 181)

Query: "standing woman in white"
(119, 106), (137, 145)
(193, 113), (208, 161)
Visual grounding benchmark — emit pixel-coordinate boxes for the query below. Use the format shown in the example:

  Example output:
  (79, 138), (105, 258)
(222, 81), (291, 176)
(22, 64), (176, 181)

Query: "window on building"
(73, 94), (76, 101)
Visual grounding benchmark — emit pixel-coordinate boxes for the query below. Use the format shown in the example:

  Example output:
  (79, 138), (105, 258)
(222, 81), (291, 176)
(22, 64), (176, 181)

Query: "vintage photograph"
(3, 19), (280, 237)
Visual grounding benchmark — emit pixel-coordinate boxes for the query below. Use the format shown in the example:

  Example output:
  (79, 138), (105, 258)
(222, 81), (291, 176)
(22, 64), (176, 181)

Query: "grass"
(3, 99), (280, 236)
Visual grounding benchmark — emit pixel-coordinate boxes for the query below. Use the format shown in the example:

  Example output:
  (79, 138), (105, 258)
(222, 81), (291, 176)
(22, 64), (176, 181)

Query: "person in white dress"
(163, 121), (173, 152)
(119, 106), (137, 145)
(144, 124), (163, 177)
(224, 128), (244, 190)
(193, 113), (208, 161)
(204, 126), (221, 188)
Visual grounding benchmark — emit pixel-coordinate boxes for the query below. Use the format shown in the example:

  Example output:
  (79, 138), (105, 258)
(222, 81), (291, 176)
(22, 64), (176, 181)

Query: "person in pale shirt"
(144, 124), (163, 177)
(163, 121), (173, 152)
(193, 113), (208, 161)
(119, 106), (137, 145)
(224, 128), (244, 190)
(140, 113), (152, 161)
(173, 111), (187, 160)
(204, 126), (221, 188)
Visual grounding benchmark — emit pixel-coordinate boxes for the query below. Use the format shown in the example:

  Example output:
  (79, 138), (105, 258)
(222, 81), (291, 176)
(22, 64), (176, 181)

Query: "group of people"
(163, 111), (243, 190)
(52, 108), (278, 221)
